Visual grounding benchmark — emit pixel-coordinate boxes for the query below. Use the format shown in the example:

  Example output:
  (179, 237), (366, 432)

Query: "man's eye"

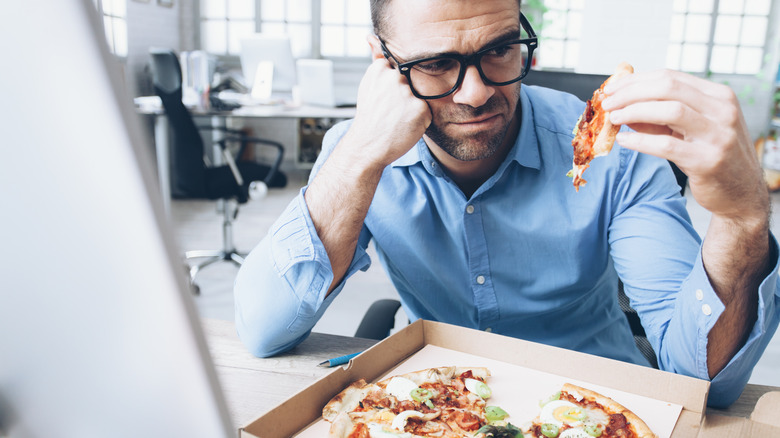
(485, 44), (514, 58)
(413, 58), (458, 74)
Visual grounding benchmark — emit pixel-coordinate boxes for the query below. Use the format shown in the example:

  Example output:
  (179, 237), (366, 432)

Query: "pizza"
(322, 368), (657, 438)
(526, 383), (657, 438)
(322, 366), (518, 438)
(568, 62), (634, 191)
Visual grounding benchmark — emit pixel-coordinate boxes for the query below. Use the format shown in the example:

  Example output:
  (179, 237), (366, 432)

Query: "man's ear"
(366, 34), (386, 61)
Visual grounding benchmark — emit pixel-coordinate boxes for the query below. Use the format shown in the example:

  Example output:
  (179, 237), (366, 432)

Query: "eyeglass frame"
(377, 12), (538, 100)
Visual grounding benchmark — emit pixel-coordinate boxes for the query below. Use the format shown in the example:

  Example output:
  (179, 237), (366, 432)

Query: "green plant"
(521, 0), (549, 34)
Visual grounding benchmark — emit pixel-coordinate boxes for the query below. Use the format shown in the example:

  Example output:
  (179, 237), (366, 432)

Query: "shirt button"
(476, 275), (486, 285)
(702, 304), (712, 316)
(431, 161), (436, 168)
(466, 205), (475, 214)
(485, 327), (493, 333)
(696, 289), (704, 301)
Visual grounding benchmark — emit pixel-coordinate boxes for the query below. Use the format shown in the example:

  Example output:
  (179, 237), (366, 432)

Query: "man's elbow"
(235, 318), (306, 358)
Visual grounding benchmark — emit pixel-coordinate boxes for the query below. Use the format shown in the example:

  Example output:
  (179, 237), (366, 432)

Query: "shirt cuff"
(670, 233), (780, 406)
(268, 187), (372, 332)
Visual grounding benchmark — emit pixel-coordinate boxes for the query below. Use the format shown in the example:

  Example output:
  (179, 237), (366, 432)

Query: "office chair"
(355, 71), (690, 369)
(149, 48), (287, 294)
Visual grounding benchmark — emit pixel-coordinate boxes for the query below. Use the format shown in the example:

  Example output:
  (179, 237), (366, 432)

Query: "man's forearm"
(701, 211), (772, 377)
(305, 130), (387, 295)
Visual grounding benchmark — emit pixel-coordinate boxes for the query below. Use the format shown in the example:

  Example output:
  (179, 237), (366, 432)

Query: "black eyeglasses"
(378, 12), (538, 100)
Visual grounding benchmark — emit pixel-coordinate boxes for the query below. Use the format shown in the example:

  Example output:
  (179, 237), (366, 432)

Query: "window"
(320, 0), (372, 57)
(528, 0), (584, 70)
(667, 0), (771, 75)
(95, 0), (128, 57)
(200, 0), (256, 55)
(259, 0), (313, 57)
(199, 0), (372, 58)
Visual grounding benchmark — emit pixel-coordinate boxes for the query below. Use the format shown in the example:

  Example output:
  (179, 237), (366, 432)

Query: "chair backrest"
(149, 48), (208, 198)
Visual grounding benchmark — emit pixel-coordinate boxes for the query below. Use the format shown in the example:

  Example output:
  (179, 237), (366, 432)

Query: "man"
(234, 0), (780, 407)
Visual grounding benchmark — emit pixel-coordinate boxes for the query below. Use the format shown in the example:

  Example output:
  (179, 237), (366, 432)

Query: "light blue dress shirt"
(234, 85), (780, 407)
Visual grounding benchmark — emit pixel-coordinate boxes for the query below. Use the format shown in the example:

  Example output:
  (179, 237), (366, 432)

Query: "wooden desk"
(200, 318), (776, 429)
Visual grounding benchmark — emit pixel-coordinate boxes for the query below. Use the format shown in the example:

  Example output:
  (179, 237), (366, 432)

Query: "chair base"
(185, 249), (246, 295)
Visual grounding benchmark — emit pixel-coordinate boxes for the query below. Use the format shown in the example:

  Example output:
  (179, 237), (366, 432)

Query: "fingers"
(349, 58), (432, 166)
(609, 100), (710, 140)
(604, 69), (734, 113)
(602, 68), (768, 221)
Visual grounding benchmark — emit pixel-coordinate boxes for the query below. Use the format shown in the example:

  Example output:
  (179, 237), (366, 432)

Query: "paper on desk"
(298, 345), (682, 438)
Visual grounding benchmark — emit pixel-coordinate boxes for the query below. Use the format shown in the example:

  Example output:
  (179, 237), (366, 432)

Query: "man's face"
(382, 0), (523, 161)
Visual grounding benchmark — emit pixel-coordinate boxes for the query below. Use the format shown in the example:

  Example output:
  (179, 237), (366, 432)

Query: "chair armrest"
(223, 135), (285, 186)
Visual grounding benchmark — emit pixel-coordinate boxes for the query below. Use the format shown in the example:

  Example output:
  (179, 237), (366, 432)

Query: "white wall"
(123, 0), (182, 97)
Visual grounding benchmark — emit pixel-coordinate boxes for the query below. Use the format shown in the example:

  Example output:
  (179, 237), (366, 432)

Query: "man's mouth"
(451, 113), (501, 127)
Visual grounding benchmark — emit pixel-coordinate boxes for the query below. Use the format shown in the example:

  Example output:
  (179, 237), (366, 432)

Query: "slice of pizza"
(322, 366), (515, 438)
(568, 62), (634, 191)
(526, 383), (657, 438)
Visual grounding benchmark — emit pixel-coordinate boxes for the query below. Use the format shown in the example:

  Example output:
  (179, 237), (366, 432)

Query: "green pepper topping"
(472, 380), (492, 399)
(539, 391), (561, 408)
(485, 406), (510, 423)
(411, 387), (434, 408)
(584, 424), (603, 437)
(540, 423), (559, 438)
(476, 423), (524, 438)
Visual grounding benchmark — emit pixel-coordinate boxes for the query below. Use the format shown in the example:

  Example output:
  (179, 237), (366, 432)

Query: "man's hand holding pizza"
(305, 41), (432, 295)
(601, 69), (773, 377)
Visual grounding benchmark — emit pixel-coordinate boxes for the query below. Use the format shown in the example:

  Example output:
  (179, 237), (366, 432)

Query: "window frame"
(94, 0), (128, 58)
(528, 0), (584, 71)
(197, 0), (374, 60)
(668, 0), (775, 76)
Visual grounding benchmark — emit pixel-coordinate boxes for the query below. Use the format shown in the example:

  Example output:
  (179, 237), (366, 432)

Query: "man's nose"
(451, 65), (494, 107)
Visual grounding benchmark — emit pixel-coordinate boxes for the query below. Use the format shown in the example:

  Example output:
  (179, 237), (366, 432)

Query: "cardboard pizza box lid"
(699, 391), (780, 437)
(240, 320), (710, 438)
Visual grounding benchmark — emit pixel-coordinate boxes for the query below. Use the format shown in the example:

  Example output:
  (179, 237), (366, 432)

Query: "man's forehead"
(384, 0), (520, 54)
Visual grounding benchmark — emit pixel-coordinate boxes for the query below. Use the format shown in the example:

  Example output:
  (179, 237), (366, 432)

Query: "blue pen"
(318, 351), (361, 367)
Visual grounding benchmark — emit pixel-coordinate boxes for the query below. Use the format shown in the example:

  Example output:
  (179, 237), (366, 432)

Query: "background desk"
(137, 103), (355, 215)
(200, 318), (778, 430)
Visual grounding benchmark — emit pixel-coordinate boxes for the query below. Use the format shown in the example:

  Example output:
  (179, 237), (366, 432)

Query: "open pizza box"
(240, 320), (736, 438)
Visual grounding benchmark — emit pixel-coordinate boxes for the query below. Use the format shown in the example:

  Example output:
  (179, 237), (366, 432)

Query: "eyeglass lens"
(408, 42), (529, 98)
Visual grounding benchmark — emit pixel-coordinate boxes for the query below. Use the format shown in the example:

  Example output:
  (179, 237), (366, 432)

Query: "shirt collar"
(391, 86), (541, 171)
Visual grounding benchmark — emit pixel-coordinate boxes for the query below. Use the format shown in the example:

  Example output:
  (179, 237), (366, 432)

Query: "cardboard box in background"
(241, 320), (723, 438)
(700, 391), (780, 436)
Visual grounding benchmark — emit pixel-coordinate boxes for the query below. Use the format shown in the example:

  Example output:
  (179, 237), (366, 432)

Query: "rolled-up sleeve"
(661, 240), (780, 408)
(234, 121), (372, 357)
(610, 147), (780, 408)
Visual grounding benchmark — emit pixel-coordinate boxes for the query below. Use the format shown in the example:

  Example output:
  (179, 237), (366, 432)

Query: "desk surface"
(135, 100), (356, 119)
(201, 318), (777, 429)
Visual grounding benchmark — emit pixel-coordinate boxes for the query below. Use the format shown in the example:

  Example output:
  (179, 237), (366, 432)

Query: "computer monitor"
(240, 33), (298, 95)
(0, 1), (234, 437)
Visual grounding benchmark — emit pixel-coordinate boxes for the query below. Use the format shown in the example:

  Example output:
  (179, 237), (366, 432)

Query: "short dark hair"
(370, 0), (391, 38)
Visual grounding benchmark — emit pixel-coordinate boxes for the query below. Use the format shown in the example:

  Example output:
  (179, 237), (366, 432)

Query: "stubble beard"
(424, 87), (521, 162)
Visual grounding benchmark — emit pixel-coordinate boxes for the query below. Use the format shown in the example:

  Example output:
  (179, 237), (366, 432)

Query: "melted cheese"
(385, 377), (418, 401)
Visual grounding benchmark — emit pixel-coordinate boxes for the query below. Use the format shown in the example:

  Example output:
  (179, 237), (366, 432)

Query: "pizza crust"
(562, 383), (657, 438)
(322, 378), (372, 422)
(592, 62), (634, 158)
(378, 366), (491, 387)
